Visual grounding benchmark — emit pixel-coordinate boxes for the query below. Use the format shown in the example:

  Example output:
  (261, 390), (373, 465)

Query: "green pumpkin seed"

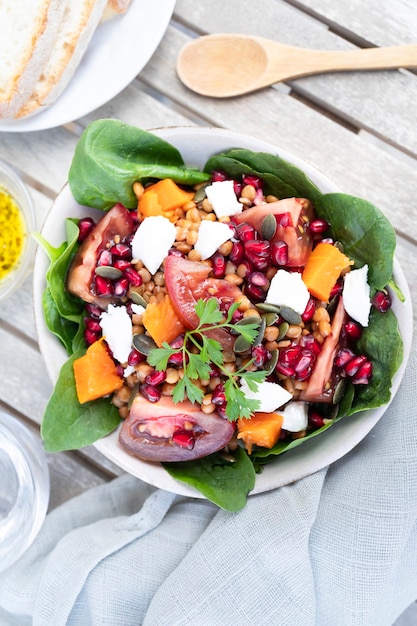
(127, 384), (140, 409)
(332, 378), (347, 405)
(95, 265), (123, 280)
(252, 316), (266, 347)
(193, 182), (210, 203)
(233, 334), (252, 354)
(132, 333), (157, 355)
(262, 311), (279, 326)
(279, 306), (302, 325)
(129, 291), (147, 308)
(256, 302), (281, 314)
(235, 315), (261, 328)
(264, 349), (278, 375)
(261, 213), (277, 240)
(277, 321), (289, 340)
(219, 451), (237, 463)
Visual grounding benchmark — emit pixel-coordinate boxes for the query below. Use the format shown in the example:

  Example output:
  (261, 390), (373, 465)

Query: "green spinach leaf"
(68, 119), (210, 211)
(204, 148), (322, 203)
(41, 351), (121, 452)
(163, 446), (256, 511)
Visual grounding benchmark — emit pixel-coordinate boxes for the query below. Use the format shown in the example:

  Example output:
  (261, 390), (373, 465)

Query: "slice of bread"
(17, 0), (109, 119)
(0, 0), (65, 118)
(101, 0), (133, 23)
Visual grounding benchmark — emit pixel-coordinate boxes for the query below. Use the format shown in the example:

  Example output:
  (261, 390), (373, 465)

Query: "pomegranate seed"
(329, 281), (343, 298)
(229, 241), (245, 265)
(113, 259), (131, 272)
(309, 219), (329, 234)
(275, 362), (295, 377)
(236, 222), (257, 243)
(212, 384), (226, 405)
(301, 297), (316, 322)
(344, 320), (362, 341)
(124, 267), (143, 286)
(242, 174), (263, 189)
(172, 430), (195, 450)
(248, 271), (269, 288)
(275, 212), (292, 227)
(168, 248), (185, 258)
(216, 404), (228, 420)
(299, 334), (322, 356)
(280, 344), (302, 365)
(335, 348), (355, 369)
(253, 189), (265, 205)
(271, 240), (289, 266)
(211, 170), (227, 182)
(110, 243), (131, 259)
(97, 249), (113, 266)
(168, 352), (184, 366)
(84, 317), (101, 333)
(233, 181), (243, 197)
(344, 355), (368, 377)
(78, 217), (95, 242)
(84, 328), (100, 345)
(321, 237), (334, 245)
(114, 277), (129, 297)
(211, 253), (226, 277)
(170, 335), (185, 349)
(244, 239), (270, 257)
(244, 250), (269, 271)
(309, 411), (325, 428)
(94, 275), (114, 297)
(252, 344), (269, 367)
(372, 290), (391, 312)
(231, 308), (244, 323)
(244, 283), (265, 302)
(294, 350), (314, 381)
(128, 349), (144, 366)
(352, 361), (373, 385)
(140, 383), (161, 403)
(145, 370), (167, 386)
(85, 303), (102, 319)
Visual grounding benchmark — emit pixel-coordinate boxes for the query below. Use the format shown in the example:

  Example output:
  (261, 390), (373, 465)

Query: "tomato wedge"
(67, 203), (136, 308)
(119, 395), (235, 462)
(233, 197), (315, 266)
(163, 255), (243, 351)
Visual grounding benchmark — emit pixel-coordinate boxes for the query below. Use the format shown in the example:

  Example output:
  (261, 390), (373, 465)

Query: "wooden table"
(1, 2), (416, 617)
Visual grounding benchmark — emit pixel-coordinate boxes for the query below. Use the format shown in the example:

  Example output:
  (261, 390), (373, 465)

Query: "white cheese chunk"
(281, 401), (308, 432)
(205, 180), (243, 218)
(240, 379), (293, 413)
(266, 269), (310, 315)
(131, 303), (145, 316)
(131, 216), (176, 275)
(99, 304), (132, 364)
(342, 265), (371, 327)
(194, 220), (233, 260)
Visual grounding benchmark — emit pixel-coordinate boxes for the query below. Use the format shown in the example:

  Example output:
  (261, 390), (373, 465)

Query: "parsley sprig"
(147, 298), (267, 420)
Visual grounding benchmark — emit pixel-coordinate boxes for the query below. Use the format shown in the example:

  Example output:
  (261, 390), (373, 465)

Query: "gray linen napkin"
(0, 338), (416, 626)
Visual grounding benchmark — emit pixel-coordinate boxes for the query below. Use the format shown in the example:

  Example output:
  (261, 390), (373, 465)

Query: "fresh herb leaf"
(147, 298), (267, 420)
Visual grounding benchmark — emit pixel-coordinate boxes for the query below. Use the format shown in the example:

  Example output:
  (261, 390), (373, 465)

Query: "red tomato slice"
(119, 394), (235, 462)
(164, 255), (243, 329)
(233, 197), (315, 266)
(67, 203), (136, 308)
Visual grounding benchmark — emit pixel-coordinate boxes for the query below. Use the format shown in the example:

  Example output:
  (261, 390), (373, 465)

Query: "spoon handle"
(262, 39), (417, 82)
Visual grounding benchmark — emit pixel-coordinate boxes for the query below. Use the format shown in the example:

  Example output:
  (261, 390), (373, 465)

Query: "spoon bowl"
(177, 33), (417, 98)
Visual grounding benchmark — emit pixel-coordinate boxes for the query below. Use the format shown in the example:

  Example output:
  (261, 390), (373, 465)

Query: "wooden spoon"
(177, 33), (417, 97)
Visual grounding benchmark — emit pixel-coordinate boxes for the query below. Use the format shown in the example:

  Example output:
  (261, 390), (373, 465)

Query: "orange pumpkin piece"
(302, 242), (353, 302)
(138, 178), (194, 223)
(237, 411), (284, 455)
(142, 294), (186, 347)
(73, 337), (123, 404)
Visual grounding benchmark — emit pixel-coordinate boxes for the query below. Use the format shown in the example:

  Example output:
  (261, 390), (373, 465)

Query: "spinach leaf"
(314, 193), (396, 290)
(204, 148), (322, 203)
(163, 446), (256, 511)
(34, 219), (84, 354)
(68, 119), (210, 211)
(41, 351), (121, 452)
(348, 308), (403, 413)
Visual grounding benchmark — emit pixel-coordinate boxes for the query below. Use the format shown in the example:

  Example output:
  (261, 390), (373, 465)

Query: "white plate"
(0, 0), (175, 132)
(33, 127), (413, 499)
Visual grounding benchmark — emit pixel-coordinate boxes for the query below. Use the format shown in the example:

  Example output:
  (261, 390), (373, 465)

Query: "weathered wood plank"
(173, 0), (417, 157)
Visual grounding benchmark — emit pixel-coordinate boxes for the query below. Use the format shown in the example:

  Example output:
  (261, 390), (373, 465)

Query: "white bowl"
(33, 126), (413, 498)
(0, 159), (36, 301)
(0, 410), (50, 572)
